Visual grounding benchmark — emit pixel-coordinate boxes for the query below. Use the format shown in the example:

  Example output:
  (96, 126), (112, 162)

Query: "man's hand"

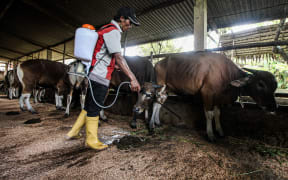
(130, 79), (141, 92)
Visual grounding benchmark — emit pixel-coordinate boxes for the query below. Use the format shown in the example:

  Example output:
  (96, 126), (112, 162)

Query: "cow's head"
(230, 68), (278, 112)
(133, 82), (168, 114)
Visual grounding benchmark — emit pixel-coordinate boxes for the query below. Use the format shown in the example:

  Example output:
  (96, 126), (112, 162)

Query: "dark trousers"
(84, 80), (108, 117)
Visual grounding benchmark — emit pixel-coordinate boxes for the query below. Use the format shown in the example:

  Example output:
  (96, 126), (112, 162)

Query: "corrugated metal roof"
(1, 0), (288, 62)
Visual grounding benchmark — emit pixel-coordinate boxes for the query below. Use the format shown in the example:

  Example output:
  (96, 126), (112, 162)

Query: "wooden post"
(47, 49), (52, 60)
(194, 0), (207, 51)
(63, 43), (66, 64)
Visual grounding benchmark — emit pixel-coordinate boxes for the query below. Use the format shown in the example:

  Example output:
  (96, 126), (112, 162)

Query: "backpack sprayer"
(68, 24), (131, 109)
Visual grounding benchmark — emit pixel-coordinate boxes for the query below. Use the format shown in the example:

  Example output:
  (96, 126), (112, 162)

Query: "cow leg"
(12, 88), (16, 97)
(146, 109), (155, 135)
(55, 93), (60, 109)
(149, 102), (161, 132)
(58, 95), (64, 108)
(15, 87), (19, 98)
(214, 106), (224, 137)
(34, 89), (39, 103)
(19, 94), (25, 111)
(130, 112), (137, 129)
(99, 110), (107, 122)
(38, 89), (45, 102)
(55, 93), (64, 110)
(80, 94), (86, 109)
(8, 88), (13, 100)
(154, 102), (162, 126)
(99, 90), (109, 122)
(23, 93), (37, 114)
(149, 103), (157, 130)
(204, 109), (215, 142)
(154, 106), (161, 126)
(65, 89), (73, 117)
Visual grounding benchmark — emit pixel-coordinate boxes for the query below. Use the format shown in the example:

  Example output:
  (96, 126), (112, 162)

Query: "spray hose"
(67, 72), (131, 109)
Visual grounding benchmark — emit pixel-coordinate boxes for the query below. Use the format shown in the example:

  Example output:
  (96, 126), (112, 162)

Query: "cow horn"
(243, 68), (258, 74)
(152, 84), (162, 88)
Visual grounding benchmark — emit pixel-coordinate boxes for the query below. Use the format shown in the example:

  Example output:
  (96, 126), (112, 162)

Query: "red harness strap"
(89, 23), (118, 73)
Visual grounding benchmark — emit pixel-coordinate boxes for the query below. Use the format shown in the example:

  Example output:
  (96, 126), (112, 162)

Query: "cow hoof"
(217, 132), (225, 138)
(30, 111), (38, 114)
(130, 122), (137, 129)
(148, 129), (155, 136)
(56, 107), (65, 111)
(64, 113), (69, 118)
(101, 118), (108, 122)
(156, 124), (162, 127)
(207, 135), (216, 142)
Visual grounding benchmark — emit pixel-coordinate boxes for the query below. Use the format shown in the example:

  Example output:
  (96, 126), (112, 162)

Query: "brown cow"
(135, 52), (278, 141)
(17, 60), (70, 114)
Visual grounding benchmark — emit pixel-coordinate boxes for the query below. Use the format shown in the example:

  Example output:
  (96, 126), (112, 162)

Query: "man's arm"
(114, 53), (141, 92)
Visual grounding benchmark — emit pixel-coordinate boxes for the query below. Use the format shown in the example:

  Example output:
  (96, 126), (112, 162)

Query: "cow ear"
(230, 77), (250, 87)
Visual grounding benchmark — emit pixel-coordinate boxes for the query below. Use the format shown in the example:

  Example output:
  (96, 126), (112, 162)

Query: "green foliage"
(234, 56), (288, 89)
(140, 40), (182, 56)
(138, 40), (182, 64)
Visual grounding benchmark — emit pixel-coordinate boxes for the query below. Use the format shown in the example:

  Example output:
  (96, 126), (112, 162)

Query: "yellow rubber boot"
(66, 109), (87, 140)
(86, 116), (108, 150)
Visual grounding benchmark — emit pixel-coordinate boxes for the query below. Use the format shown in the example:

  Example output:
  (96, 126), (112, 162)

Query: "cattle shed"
(1, 0), (288, 63)
(0, 0), (288, 179)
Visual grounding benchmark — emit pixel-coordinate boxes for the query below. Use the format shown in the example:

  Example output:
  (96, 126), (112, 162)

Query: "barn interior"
(0, 0), (288, 179)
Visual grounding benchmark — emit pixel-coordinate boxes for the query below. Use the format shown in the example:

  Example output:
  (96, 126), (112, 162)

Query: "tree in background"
(139, 40), (182, 64)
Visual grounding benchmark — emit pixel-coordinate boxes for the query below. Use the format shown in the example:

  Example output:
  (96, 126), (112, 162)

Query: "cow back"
(110, 56), (155, 91)
(155, 52), (245, 96)
(19, 60), (69, 88)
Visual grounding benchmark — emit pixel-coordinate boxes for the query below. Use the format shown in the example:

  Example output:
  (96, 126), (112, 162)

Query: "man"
(66, 7), (141, 150)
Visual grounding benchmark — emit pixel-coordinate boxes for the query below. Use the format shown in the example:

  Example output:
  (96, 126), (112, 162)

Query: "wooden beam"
(0, 46), (26, 55)
(12, 37), (74, 59)
(207, 40), (288, 52)
(47, 49), (52, 60)
(142, 40), (288, 59)
(0, 55), (13, 60)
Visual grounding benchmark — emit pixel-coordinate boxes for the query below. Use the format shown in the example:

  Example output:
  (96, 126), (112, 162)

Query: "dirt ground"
(0, 95), (287, 180)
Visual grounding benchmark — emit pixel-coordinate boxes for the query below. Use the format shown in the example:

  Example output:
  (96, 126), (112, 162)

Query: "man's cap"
(116, 7), (140, 26)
